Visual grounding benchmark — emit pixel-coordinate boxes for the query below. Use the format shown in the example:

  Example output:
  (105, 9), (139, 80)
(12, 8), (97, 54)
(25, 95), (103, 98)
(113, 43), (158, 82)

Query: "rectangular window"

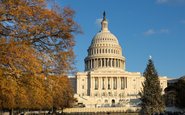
(113, 78), (117, 89)
(108, 78), (110, 89)
(102, 78), (105, 90)
(95, 78), (98, 90)
(121, 77), (124, 89)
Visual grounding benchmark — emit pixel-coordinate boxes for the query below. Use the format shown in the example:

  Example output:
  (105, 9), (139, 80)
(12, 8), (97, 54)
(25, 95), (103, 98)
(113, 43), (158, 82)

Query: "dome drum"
(85, 57), (125, 71)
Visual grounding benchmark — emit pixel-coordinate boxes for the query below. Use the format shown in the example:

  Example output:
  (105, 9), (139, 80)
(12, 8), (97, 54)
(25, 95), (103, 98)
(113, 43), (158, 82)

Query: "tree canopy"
(0, 0), (81, 76)
(0, 0), (79, 113)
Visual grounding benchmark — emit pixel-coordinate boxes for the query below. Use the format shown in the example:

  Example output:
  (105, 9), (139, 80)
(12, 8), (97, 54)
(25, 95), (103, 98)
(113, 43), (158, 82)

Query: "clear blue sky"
(55, 0), (185, 78)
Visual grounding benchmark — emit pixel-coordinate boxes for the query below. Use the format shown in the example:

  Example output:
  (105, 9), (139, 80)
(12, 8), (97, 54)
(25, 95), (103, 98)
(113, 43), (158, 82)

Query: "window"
(102, 59), (104, 66)
(102, 92), (105, 96)
(112, 60), (114, 67)
(95, 78), (98, 90)
(102, 78), (105, 90)
(82, 85), (84, 89)
(92, 60), (94, 68)
(108, 78), (110, 89)
(109, 59), (111, 66)
(108, 92), (111, 96)
(121, 77), (124, 89)
(98, 59), (101, 67)
(113, 78), (117, 89)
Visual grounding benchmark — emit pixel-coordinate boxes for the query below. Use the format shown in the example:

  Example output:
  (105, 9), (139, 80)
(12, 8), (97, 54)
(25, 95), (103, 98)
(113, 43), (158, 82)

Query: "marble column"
(91, 77), (93, 96)
(100, 58), (102, 67)
(111, 77), (113, 90)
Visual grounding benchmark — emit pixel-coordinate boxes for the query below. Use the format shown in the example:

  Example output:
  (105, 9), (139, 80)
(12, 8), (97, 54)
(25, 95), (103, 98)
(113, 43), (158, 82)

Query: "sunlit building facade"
(71, 13), (168, 108)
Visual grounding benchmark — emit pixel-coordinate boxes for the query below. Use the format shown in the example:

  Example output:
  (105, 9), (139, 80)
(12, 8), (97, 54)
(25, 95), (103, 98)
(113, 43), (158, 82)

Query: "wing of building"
(70, 12), (168, 108)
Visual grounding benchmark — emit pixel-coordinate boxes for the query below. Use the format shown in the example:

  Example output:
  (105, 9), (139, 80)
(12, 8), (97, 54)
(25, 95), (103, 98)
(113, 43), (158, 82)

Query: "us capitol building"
(70, 12), (168, 108)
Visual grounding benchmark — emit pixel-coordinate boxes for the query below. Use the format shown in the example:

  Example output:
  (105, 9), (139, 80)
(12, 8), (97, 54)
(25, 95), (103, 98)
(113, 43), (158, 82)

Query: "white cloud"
(95, 18), (102, 28)
(144, 29), (156, 36)
(144, 28), (169, 36)
(160, 29), (169, 33)
(156, 0), (185, 4)
(157, 0), (169, 4)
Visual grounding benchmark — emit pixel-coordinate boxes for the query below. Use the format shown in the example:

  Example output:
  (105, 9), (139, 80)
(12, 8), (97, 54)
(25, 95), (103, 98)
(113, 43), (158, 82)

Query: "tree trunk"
(61, 108), (64, 115)
(9, 108), (14, 115)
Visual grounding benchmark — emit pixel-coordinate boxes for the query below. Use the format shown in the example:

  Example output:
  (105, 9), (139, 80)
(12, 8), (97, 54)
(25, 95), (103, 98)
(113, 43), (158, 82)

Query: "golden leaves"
(0, 0), (77, 111)
(0, 0), (81, 75)
(0, 40), (42, 77)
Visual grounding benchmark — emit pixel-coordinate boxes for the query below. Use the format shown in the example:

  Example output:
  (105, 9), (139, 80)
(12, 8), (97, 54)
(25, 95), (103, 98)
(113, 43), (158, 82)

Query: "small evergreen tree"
(140, 58), (165, 115)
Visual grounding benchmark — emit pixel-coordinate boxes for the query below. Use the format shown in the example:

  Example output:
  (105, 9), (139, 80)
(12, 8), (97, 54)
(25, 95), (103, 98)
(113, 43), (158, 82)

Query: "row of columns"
(91, 77), (127, 91)
(85, 58), (125, 70)
(88, 48), (120, 55)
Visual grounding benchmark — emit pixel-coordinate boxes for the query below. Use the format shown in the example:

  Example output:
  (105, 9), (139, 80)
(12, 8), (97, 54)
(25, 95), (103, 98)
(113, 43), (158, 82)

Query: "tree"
(47, 75), (74, 113)
(15, 77), (29, 110)
(0, 40), (42, 77)
(0, 0), (78, 112)
(0, 0), (81, 76)
(140, 59), (165, 115)
(0, 71), (17, 115)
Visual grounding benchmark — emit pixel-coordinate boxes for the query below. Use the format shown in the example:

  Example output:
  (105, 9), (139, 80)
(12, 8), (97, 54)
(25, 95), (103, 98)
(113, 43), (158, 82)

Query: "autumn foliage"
(0, 72), (74, 111)
(0, 0), (79, 113)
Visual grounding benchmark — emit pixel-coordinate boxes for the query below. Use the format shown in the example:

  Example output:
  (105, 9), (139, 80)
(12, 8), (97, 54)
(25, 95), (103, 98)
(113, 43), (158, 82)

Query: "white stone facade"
(71, 13), (168, 108)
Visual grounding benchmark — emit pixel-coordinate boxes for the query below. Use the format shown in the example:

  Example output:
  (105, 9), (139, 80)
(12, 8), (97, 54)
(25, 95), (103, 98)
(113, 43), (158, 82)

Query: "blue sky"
(55, 0), (185, 78)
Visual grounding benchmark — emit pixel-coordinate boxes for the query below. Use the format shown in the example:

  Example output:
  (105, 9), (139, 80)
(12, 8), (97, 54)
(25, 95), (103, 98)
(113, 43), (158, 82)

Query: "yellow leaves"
(0, 40), (42, 77)
(47, 75), (74, 108)
(1, 0), (80, 76)
(0, 70), (74, 110)
(0, 0), (77, 111)
(0, 76), (17, 109)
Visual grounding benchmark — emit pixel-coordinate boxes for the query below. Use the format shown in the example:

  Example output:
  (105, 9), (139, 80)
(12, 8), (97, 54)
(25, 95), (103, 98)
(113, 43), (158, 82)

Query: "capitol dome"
(91, 31), (119, 45)
(84, 12), (125, 71)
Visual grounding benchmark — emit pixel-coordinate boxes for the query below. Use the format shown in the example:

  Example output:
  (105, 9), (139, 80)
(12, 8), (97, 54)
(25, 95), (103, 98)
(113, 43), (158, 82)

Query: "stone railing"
(63, 107), (141, 113)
